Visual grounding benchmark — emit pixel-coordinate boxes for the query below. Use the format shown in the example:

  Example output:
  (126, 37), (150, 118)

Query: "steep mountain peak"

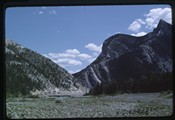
(158, 19), (171, 27)
(103, 33), (137, 49)
(153, 19), (171, 33)
(97, 33), (139, 63)
(73, 19), (172, 94)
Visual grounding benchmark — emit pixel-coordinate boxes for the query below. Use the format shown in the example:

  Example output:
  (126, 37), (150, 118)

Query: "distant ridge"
(6, 40), (84, 97)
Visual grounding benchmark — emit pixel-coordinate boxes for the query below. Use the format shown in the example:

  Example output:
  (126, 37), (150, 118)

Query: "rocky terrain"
(6, 92), (173, 119)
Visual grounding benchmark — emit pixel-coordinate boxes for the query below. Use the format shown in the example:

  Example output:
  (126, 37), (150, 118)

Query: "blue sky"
(5, 5), (172, 73)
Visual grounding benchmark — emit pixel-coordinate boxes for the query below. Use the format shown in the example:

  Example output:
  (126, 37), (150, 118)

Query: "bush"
(22, 94), (40, 98)
(55, 99), (62, 104)
(159, 90), (172, 98)
(6, 93), (14, 98)
(29, 94), (40, 98)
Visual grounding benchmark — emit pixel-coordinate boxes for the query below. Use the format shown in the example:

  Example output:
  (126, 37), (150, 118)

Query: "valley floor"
(6, 92), (173, 119)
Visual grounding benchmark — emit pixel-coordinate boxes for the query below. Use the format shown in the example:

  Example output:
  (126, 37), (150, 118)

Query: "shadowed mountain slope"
(73, 20), (172, 94)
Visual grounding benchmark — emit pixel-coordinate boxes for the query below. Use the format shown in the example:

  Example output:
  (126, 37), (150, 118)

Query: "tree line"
(88, 72), (172, 95)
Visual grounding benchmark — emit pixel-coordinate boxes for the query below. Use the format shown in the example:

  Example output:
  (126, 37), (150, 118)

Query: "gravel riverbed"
(6, 92), (173, 119)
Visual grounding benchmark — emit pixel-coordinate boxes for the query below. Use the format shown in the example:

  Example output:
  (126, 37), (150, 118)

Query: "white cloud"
(45, 49), (80, 59)
(78, 54), (92, 60)
(53, 58), (82, 67)
(128, 19), (145, 32)
(144, 7), (172, 29)
(136, 19), (146, 24)
(48, 53), (60, 59)
(87, 58), (96, 63)
(45, 52), (75, 59)
(92, 52), (100, 57)
(42, 54), (49, 58)
(128, 7), (172, 36)
(49, 10), (57, 15)
(36, 8), (57, 15)
(131, 31), (147, 37)
(68, 70), (81, 74)
(43, 48), (97, 69)
(85, 43), (102, 53)
(128, 21), (141, 32)
(44, 48), (94, 60)
(38, 11), (43, 15)
(66, 49), (80, 55)
(58, 53), (76, 58)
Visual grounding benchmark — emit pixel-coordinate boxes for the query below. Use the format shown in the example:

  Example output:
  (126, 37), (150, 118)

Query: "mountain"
(6, 40), (84, 97)
(73, 19), (172, 94)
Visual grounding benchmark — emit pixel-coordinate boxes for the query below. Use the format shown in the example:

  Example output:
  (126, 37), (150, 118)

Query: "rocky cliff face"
(73, 20), (172, 94)
(6, 40), (84, 96)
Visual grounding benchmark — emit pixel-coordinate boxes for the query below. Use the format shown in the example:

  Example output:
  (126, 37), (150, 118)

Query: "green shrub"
(159, 90), (173, 98)
(23, 94), (40, 98)
(55, 99), (62, 104)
